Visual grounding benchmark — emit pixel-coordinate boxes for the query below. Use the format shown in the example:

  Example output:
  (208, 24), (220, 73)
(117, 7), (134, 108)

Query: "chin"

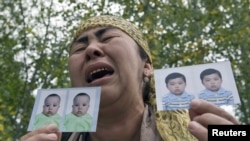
(77, 114), (84, 117)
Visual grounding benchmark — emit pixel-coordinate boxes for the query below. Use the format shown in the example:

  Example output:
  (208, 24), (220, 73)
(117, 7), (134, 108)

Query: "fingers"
(189, 114), (234, 141)
(23, 124), (58, 138)
(20, 124), (60, 141)
(189, 99), (239, 124)
(188, 121), (208, 141)
(56, 132), (62, 141)
(189, 99), (239, 141)
(194, 113), (234, 127)
(20, 133), (58, 141)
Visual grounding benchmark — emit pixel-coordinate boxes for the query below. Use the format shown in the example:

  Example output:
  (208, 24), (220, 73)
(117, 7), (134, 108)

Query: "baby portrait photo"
(154, 61), (240, 111)
(27, 89), (67, 131)
(27, 87), (101, 132)
(63, 87), (101, 132)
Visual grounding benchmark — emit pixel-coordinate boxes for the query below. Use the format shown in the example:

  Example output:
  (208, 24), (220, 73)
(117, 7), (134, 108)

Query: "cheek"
(68, 55), (85, 84)
(217, 80), (222, 84)
(108, 40), (138, 63)
(181, 86), (185, 90)
(169, 87), (174, 91)
(205, 83), (211, 87)
(68, 56), (82, 72)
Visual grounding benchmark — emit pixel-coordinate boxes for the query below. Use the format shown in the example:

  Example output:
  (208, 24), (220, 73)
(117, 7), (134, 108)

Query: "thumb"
(56, 132), (62, 141)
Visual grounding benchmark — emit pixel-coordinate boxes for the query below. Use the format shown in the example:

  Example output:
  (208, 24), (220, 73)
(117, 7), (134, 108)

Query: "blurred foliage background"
(0, 0), (249, 140)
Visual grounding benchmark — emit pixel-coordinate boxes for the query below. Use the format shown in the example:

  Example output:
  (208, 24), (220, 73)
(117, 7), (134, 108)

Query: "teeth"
(90, 68), (108, 75)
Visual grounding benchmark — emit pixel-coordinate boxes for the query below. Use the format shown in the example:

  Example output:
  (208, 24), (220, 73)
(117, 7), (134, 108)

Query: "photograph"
(27, 89), (67, 131)
(27, 87), (101, 132)
(63, 87), (101, 132)
(161, 72), (195, 110)
(154, 61), (240, 111)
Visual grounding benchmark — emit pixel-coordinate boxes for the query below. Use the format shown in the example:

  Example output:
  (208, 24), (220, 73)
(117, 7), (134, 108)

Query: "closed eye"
(71, 45), (87, 53)
(75, 47), (86, 52)
(101, 36), (114, 42)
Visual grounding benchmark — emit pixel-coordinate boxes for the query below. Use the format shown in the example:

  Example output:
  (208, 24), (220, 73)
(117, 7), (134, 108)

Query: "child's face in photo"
(167, 77), (186, 95)
(72, 96), (90, 117)
(202, 73), (222, 92)
(43, 96), (60, 116)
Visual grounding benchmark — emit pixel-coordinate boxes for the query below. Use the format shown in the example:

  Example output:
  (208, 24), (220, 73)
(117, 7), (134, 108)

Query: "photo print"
(154, 61), (240, 111)
(28, 86), (101, 132)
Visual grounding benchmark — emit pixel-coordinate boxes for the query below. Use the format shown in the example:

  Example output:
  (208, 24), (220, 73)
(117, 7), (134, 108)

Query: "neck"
(90, 102), (145, 141)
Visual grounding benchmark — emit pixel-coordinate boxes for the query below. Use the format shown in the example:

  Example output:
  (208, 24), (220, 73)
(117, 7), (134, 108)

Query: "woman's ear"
(143, 61), (153, 77)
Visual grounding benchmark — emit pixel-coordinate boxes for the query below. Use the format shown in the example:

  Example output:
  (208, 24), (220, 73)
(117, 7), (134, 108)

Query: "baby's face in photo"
(202, 73), (222, 92)
(72, 96), (90, 117)
(167, 77), (186, 95)
(43, 96), (60, 116)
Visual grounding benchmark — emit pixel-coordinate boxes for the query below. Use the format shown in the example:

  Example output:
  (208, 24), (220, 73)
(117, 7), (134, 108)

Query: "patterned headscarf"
(71, 15), (196, 141)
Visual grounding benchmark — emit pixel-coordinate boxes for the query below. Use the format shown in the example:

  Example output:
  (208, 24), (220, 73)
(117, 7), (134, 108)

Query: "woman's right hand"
(188, 99), (239, 141)
(20, 124), (61, 141)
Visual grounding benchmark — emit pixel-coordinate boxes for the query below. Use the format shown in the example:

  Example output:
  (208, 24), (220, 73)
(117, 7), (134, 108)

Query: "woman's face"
(68, 27), (150, 109)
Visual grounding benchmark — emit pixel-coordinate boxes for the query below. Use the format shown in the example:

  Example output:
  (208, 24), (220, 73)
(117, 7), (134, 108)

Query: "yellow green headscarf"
(72, 15), (197, 141)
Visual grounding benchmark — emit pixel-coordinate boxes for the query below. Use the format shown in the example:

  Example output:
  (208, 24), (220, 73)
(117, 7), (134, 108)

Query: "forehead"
(205, 73), (220, 77)
(46, 96), (59, 101)
(169, 77), (184, 81)
(77, 27), (123, 37)
(45, 97), (60, 104)
(75, 95), (89, 101)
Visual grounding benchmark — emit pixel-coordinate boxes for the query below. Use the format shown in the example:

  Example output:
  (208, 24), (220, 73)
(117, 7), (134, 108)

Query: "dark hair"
(200, 68), (222, 81)
(137, 44), (151, 103)
(44, 93), (61, 104)
(73, 92), (90, 103)
(137, 44), (148, 61)
(165, 72), (186, 84)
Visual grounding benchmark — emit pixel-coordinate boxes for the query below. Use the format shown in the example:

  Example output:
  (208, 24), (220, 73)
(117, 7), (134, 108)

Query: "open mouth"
(87, 67), (114, 83)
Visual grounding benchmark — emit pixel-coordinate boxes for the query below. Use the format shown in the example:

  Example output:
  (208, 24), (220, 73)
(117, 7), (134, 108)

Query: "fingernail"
(188, 121), (201, 131)
(190, 99), (201, 109)
(47, 134), (57, 140)
(47, 124), (57, 132)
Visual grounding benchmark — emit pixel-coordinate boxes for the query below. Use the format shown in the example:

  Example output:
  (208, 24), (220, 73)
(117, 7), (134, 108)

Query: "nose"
(85, 42), (104, 61)
(78, 106), (83, 110)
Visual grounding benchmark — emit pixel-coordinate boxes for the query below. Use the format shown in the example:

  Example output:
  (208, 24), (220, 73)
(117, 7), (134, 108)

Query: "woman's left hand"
(188, 99), (239, 141)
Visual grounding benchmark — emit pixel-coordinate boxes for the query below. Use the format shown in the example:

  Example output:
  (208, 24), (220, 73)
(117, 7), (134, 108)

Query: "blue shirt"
(162, 92), (195, 110)
(198, 87), (234, 106)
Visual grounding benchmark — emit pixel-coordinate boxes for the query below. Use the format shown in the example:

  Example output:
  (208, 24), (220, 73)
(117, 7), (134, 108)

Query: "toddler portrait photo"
(154, 61), (240, 111)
